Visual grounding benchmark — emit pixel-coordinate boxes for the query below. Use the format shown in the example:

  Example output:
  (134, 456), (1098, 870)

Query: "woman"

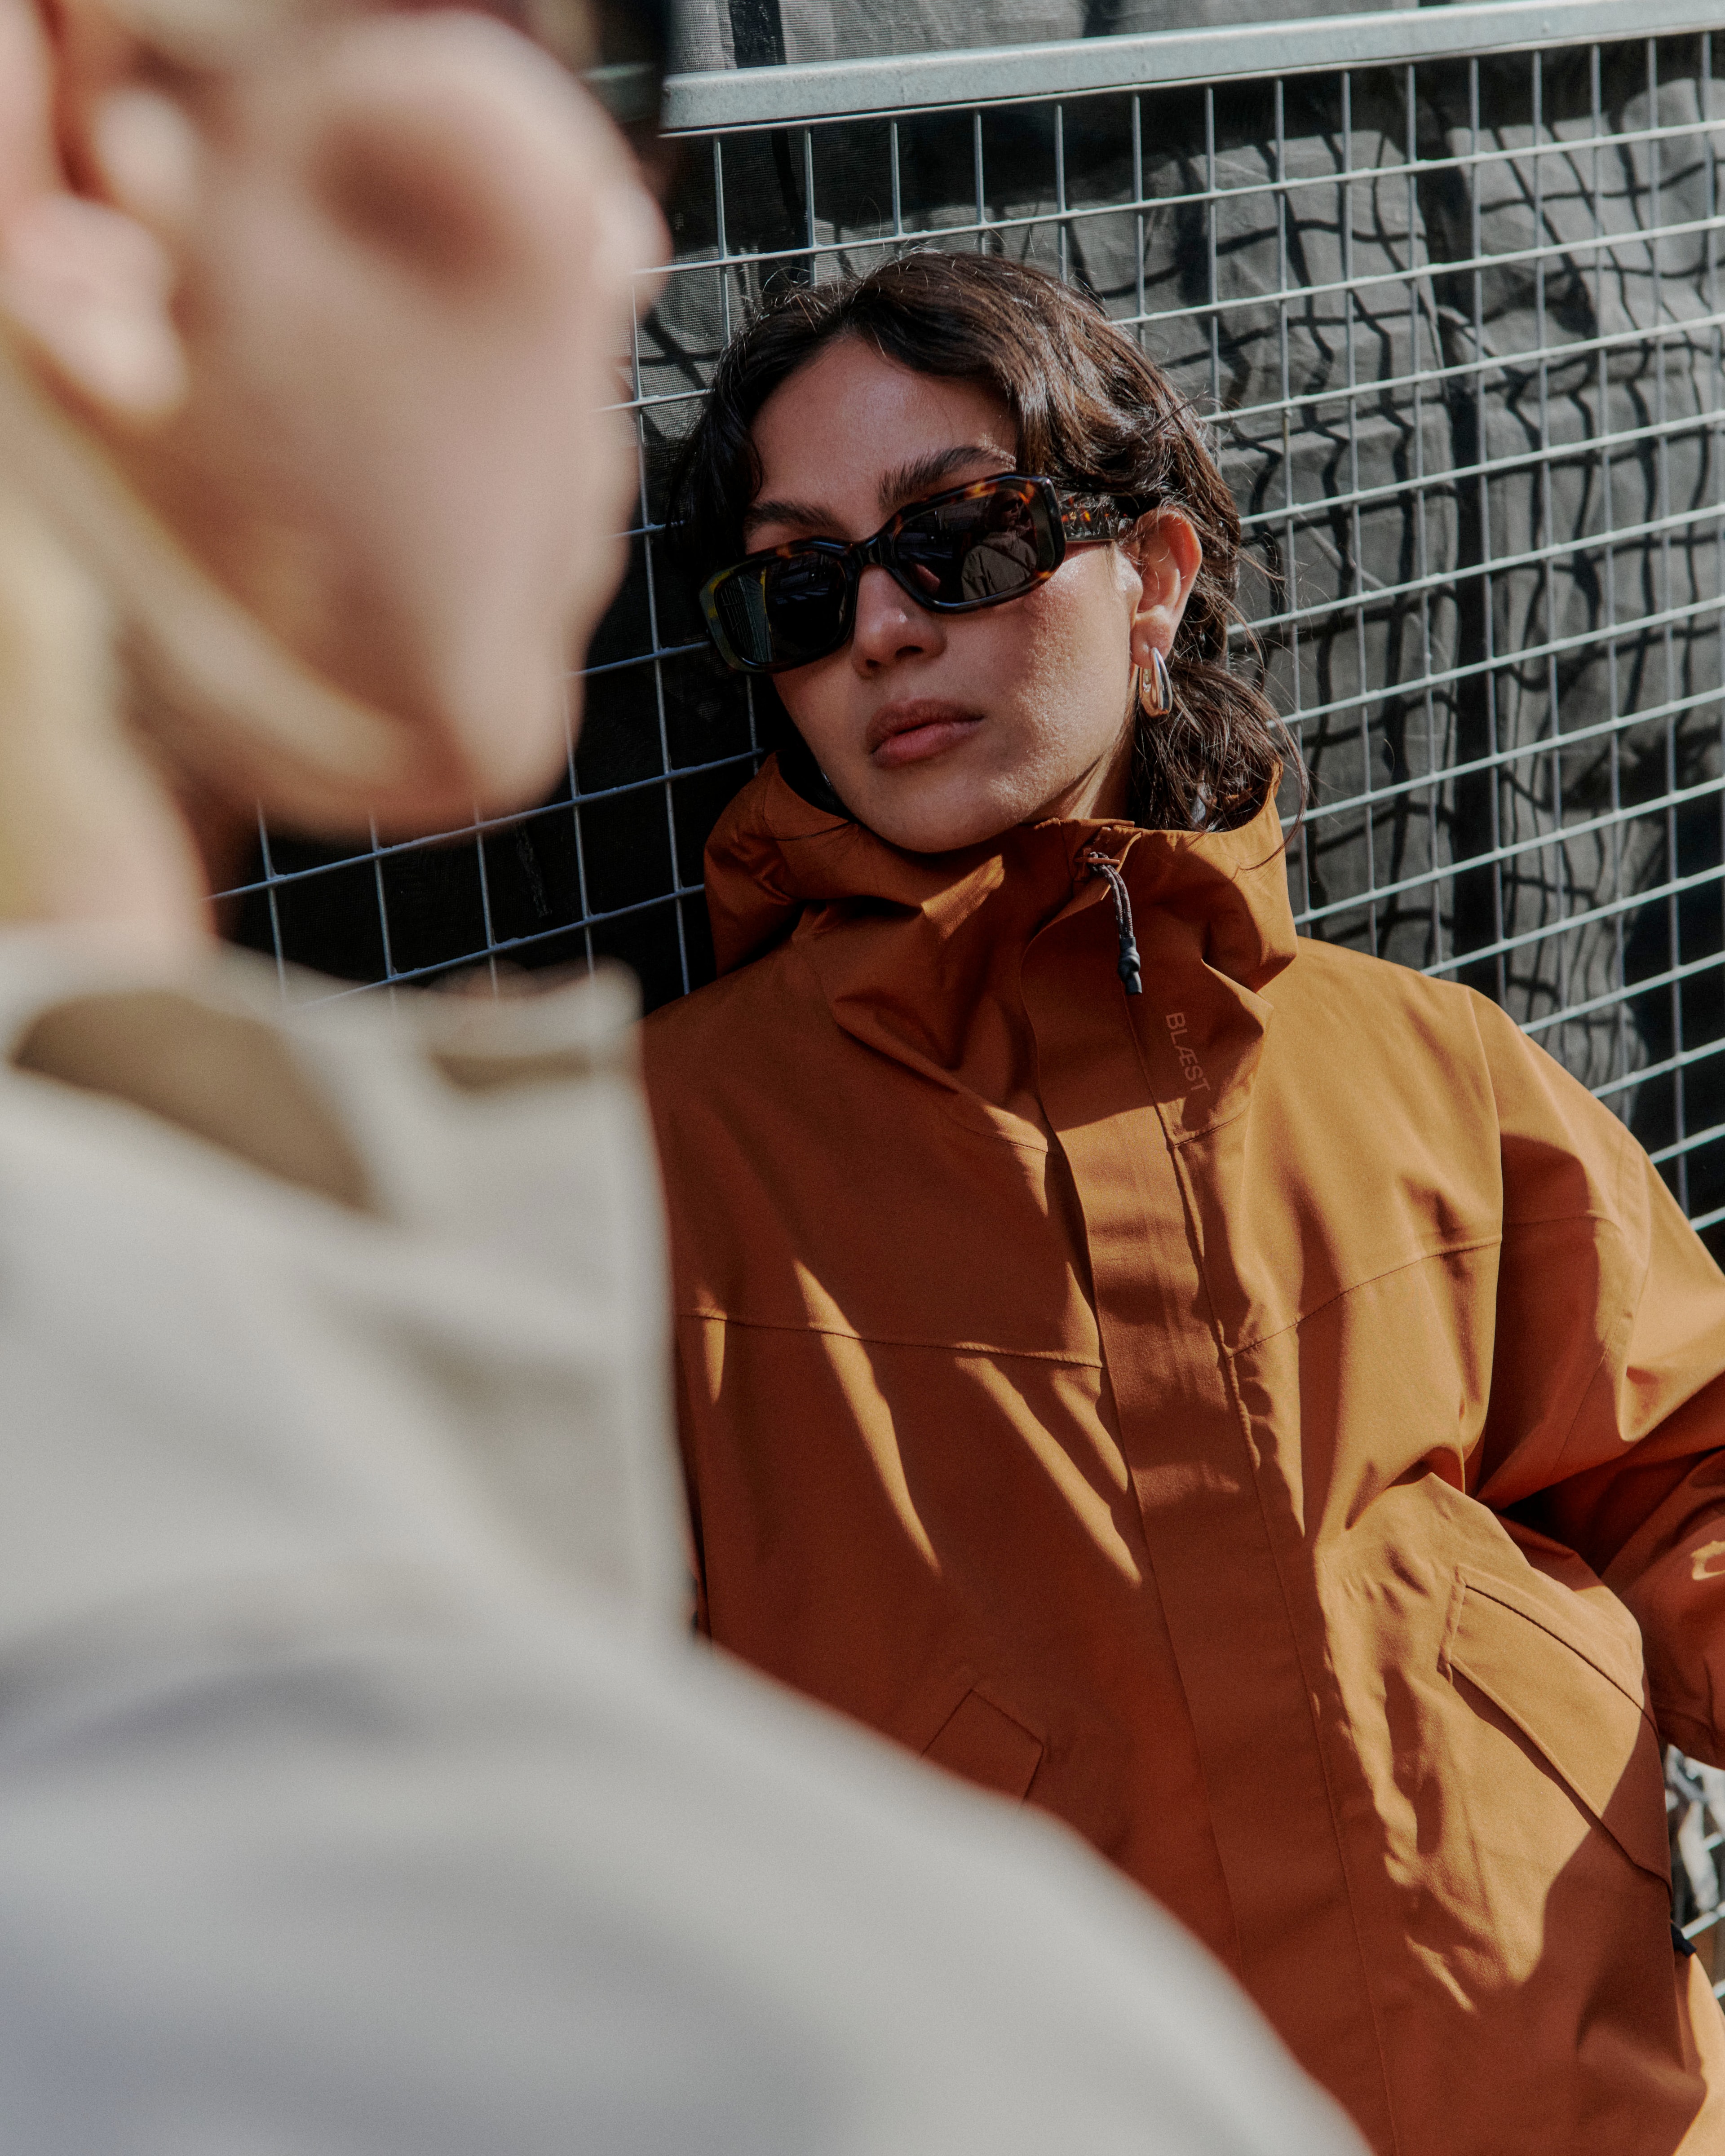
(645, 248), (1725, 2156)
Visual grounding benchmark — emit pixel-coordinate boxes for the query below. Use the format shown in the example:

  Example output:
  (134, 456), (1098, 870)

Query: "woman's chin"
(851, 790), (1020, 858)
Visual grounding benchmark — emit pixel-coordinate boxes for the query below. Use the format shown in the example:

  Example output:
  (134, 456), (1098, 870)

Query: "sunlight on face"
(748, 337), (1146, 853)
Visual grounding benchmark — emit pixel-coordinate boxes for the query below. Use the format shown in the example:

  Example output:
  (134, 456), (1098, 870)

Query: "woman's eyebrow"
(742, 446), (1013, 544)
(876, 445), (1011, 514)
(742, 495), (833, 541)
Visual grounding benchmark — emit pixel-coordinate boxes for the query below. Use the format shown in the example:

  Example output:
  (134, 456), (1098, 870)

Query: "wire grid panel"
(1668, 1744), (1725, 1998)
(229, 9), (1725, 1250)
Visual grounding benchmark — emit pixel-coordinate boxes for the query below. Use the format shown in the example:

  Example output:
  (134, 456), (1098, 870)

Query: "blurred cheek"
(297, 39), (650, 602)
(134, 17), (664, 812)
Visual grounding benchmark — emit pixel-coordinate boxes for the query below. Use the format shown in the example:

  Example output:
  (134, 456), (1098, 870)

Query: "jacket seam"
(1458, 1569), (1656, 1725)
(1225, 1233), (1503, 1358)
(1163, 1129), (1405, 2150)
(675, 1307), (1104, 1368)
(930, 1108), (1049, 1158)
(1165, 1097), (1254, 1147)
(1500, 1206), (1619, 1233)
(1215, 1331), (1406, 2152)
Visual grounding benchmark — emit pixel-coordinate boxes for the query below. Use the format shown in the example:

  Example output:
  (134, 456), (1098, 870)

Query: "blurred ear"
(1124, 508), (1203, 666)
(0, 0), (188, 421)
(0, 0), (54, 211)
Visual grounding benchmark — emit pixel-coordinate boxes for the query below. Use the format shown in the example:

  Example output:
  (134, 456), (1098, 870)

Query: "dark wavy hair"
(669, 250), (1300, 833)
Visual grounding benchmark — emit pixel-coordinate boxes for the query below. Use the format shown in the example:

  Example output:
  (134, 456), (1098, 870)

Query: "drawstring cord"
(1084, 851), (1142, 997)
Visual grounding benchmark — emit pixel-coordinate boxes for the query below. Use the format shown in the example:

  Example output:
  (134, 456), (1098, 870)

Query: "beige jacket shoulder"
(0, 935), (686, 1638)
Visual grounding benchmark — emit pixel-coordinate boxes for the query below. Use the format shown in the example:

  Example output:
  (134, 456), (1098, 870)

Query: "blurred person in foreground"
(0, 1), (1366, 2149)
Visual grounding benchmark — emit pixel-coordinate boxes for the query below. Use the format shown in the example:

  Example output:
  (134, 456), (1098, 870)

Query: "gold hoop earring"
(1134, 647), (1174, 720)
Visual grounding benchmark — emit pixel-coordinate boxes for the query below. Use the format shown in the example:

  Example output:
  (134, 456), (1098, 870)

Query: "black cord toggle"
(1085, 851), (1143, 996)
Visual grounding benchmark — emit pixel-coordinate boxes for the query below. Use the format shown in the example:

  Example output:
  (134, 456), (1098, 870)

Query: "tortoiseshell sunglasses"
(699, 473), (1143, 675)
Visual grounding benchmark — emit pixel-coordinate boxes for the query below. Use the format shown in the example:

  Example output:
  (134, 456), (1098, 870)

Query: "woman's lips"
(866, 700), (983, 769)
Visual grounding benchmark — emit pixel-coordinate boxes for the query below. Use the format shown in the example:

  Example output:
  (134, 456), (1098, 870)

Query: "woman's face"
(746, 336), (1199, 853)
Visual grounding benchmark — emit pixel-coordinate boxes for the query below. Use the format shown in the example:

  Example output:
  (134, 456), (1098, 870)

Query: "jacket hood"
(703, 756), (1298, 998)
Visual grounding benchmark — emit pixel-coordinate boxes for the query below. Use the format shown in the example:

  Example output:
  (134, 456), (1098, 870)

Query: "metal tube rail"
(664, 0), (1725, 131)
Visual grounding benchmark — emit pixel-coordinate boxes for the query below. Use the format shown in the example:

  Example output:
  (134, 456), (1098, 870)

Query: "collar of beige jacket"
(0, 930), (641, 1220)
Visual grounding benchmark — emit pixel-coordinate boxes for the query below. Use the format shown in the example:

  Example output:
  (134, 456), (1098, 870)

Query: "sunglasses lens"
(711, 551), (851, 669)
(765, 552), (852, 659)
(703, 482), (1065, 672)
(894, 488), (1048, 605)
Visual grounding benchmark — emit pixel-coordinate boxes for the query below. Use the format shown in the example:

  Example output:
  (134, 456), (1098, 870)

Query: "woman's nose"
(851, 564), (944, 669)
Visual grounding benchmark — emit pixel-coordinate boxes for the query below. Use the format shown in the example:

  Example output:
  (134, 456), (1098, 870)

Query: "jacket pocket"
(921, 1687), (1044, 1803)
(1441, 1564), (1669, 1885)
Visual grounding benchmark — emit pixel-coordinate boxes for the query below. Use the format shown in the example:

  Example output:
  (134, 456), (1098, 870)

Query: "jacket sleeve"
(1467, 991), (1725, 1764)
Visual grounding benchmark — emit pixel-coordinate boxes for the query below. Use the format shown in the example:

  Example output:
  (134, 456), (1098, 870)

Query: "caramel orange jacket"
(643, 761), (1725, 2155)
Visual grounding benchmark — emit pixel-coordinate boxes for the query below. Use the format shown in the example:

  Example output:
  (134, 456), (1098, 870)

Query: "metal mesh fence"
(228, 0), (1725, 1273)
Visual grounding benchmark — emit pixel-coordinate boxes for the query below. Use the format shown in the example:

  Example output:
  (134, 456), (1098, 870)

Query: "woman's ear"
(0, 0), (189, 424)
(1124, 508), (1203, 667)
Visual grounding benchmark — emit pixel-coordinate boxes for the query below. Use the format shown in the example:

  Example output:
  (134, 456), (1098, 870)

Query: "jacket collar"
(704, 757), (1298, 996)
